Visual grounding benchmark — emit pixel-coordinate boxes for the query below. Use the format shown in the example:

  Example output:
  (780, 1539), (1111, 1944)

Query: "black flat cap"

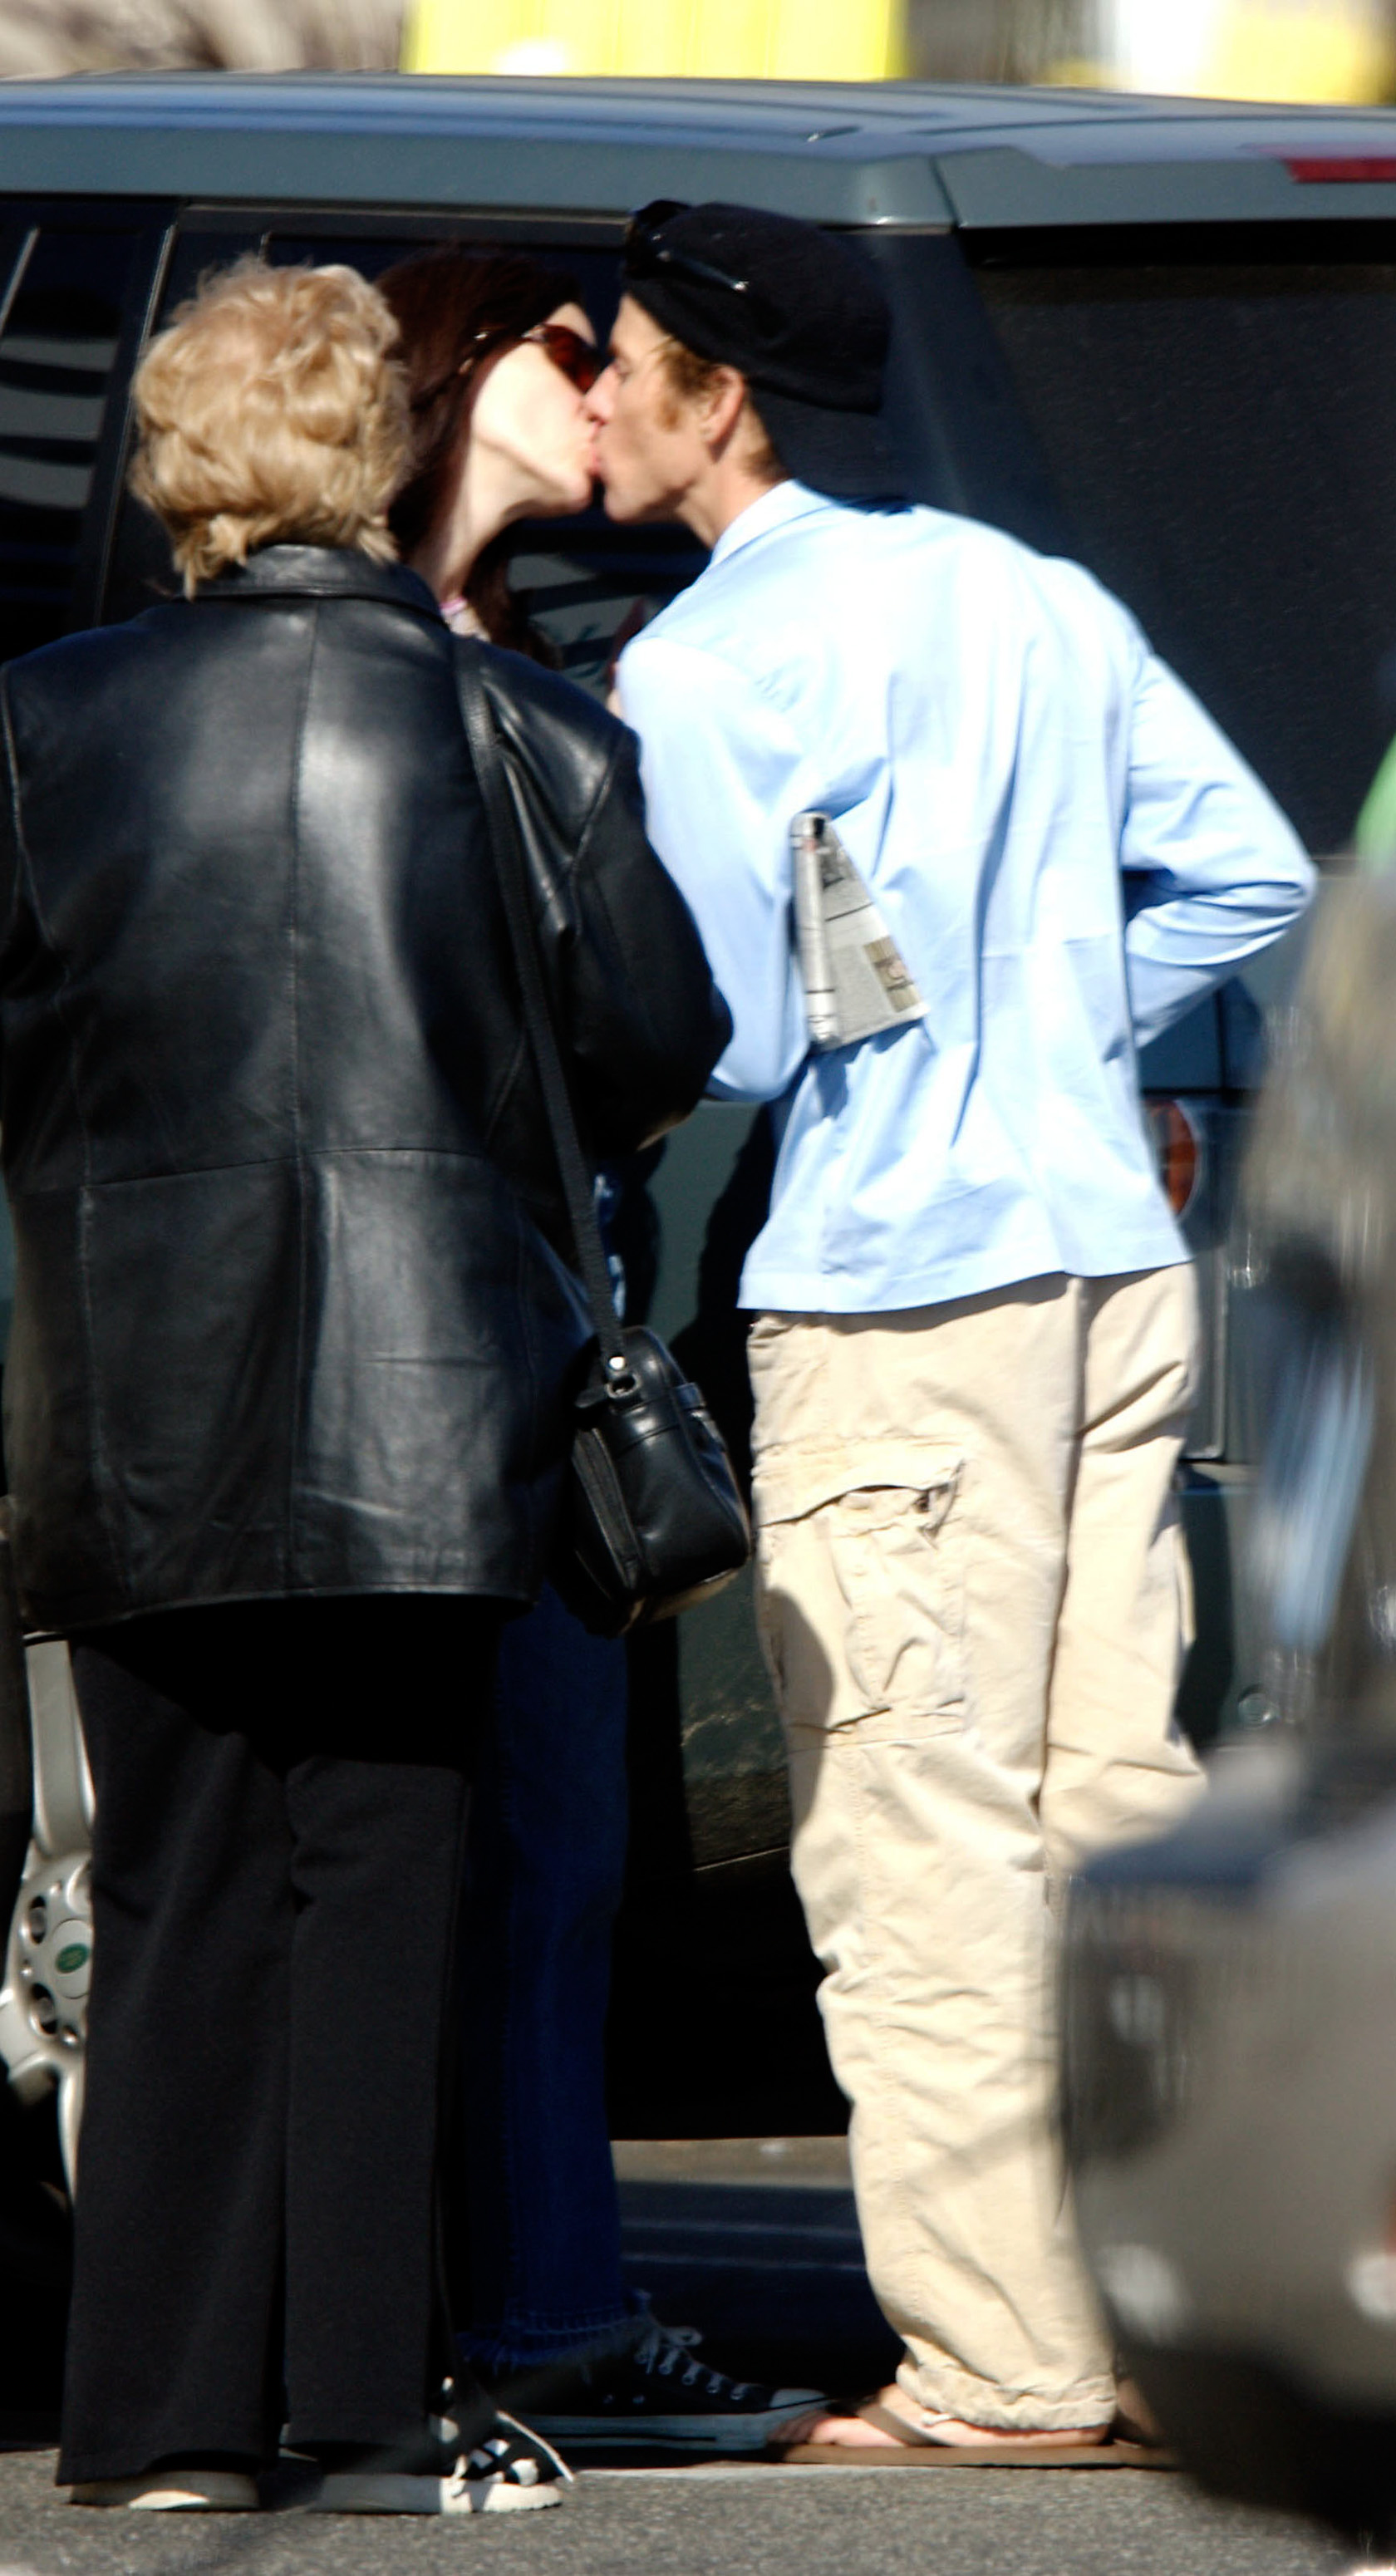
(622, 199), (903, 503)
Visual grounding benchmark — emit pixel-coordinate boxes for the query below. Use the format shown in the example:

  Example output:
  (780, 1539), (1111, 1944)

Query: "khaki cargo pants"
(750, 1266), (1203, 2431)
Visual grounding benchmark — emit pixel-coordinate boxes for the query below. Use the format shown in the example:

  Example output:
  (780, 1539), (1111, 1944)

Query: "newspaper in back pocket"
(791, 811), (928, 1051)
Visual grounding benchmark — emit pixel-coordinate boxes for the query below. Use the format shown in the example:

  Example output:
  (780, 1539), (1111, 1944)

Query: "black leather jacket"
(0, 548), (730, 1630)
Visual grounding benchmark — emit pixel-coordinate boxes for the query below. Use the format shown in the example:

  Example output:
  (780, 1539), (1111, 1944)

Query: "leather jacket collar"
(195, 544), (442, 622)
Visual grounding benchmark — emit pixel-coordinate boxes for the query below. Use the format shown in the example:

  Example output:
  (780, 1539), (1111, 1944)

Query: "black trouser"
(58, 1595), (504, 2486)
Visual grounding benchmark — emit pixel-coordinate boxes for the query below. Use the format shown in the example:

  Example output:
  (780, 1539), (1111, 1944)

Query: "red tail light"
(1285, 157), (1396, 182)
(1147, 1099), (1202, 1220)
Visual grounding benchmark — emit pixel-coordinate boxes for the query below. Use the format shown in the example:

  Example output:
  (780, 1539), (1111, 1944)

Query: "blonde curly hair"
(130, 257), (410, 595)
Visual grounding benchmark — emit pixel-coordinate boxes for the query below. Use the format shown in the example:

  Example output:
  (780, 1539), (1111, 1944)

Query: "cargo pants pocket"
(755, 1451), (967, 1741)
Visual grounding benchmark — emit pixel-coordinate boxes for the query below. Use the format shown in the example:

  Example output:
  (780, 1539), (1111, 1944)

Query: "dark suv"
(0, 78), (1387, 2344)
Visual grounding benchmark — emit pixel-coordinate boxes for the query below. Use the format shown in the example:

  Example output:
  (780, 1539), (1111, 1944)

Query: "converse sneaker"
(517, 2313), (825, 2456)
(306, 2415), (572, 2515)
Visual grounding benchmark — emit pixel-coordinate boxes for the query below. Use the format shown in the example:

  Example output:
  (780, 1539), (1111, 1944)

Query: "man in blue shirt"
(588, 202), (1314, 2457)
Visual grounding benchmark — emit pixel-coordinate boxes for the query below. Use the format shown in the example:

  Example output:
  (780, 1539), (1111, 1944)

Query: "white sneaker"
(71, 2470), (259, 2510)
(308, 2414), (572, 2515)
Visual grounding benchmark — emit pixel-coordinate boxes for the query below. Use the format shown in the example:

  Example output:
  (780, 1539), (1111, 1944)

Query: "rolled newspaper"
(791, 811), (927, 1051)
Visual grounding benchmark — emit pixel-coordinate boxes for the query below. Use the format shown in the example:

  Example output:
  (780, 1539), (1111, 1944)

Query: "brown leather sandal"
(776, 2398), (1177, 2467)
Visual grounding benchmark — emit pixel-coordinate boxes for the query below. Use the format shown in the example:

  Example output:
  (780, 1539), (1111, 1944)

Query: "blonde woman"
(0, 258), (726, 2515)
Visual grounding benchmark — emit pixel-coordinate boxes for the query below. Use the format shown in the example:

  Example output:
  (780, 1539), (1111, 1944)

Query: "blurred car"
(1064, 871), (1396, 2548)
(0, 76), (1389, 2347)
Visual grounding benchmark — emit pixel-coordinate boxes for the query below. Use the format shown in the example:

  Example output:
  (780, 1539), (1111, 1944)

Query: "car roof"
(7, 71), (1396, 225)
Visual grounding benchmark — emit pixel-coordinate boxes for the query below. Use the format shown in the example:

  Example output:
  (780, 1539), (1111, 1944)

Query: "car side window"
(0, 225), (149, 663)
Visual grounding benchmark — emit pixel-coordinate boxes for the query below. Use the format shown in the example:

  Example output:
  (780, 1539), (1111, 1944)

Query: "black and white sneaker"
(517, 2314), (824, 2456)
(305, 2415), (572, 2515)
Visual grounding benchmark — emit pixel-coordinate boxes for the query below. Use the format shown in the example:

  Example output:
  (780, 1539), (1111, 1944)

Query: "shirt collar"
(709, 479), (832, 570)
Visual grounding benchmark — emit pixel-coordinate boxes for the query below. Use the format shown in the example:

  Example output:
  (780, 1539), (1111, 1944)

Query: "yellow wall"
(401, 0), (906, 80)
(1211, 2), (1392, 101)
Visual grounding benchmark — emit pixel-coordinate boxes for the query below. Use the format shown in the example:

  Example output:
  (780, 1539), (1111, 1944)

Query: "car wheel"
(0, 1639), (91, 2191)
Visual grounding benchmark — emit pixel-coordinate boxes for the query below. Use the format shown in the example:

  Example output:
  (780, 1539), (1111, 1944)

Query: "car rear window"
(971, 226), (1396, 856)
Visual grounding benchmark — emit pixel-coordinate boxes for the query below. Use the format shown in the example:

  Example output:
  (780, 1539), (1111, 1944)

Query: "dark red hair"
(378, 245), (582, 652)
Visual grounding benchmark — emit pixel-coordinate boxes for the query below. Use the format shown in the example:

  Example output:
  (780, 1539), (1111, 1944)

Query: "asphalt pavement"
(0, 2445), (1362, 2576)
(0, 2142), (1372, 2576)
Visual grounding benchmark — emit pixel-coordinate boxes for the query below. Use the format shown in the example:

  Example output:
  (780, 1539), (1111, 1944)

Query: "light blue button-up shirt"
(617, 481), (1315, 1316)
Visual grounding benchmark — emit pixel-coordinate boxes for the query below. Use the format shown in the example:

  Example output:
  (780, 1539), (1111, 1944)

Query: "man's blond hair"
(130, 258), (409, 595)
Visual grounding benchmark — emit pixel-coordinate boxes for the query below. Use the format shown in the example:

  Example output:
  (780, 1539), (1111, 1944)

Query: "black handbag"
(455, 646), (752, 1639)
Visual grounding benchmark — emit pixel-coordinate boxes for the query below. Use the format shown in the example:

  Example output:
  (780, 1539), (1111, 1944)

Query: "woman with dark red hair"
(380, 245), (823, 2458)
(381, 245), (598, 645)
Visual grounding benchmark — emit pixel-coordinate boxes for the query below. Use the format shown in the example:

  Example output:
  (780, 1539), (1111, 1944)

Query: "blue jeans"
(455, 1584), (633, 2374)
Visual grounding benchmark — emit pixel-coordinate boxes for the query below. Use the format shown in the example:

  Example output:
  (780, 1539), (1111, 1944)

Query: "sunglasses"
(446, 319), (600, 403)
(520, 321), (601, 394)
(622, 199), (779, 331)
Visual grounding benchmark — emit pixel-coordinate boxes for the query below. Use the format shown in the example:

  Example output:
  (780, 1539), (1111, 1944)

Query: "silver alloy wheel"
(0, 1639), (92, 2190)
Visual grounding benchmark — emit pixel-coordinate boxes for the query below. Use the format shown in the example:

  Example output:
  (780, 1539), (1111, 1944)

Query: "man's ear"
(700, 365), (750, 454)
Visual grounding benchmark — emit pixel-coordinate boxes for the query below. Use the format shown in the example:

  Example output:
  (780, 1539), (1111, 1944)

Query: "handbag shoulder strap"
(452, 640), (627, 1378)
